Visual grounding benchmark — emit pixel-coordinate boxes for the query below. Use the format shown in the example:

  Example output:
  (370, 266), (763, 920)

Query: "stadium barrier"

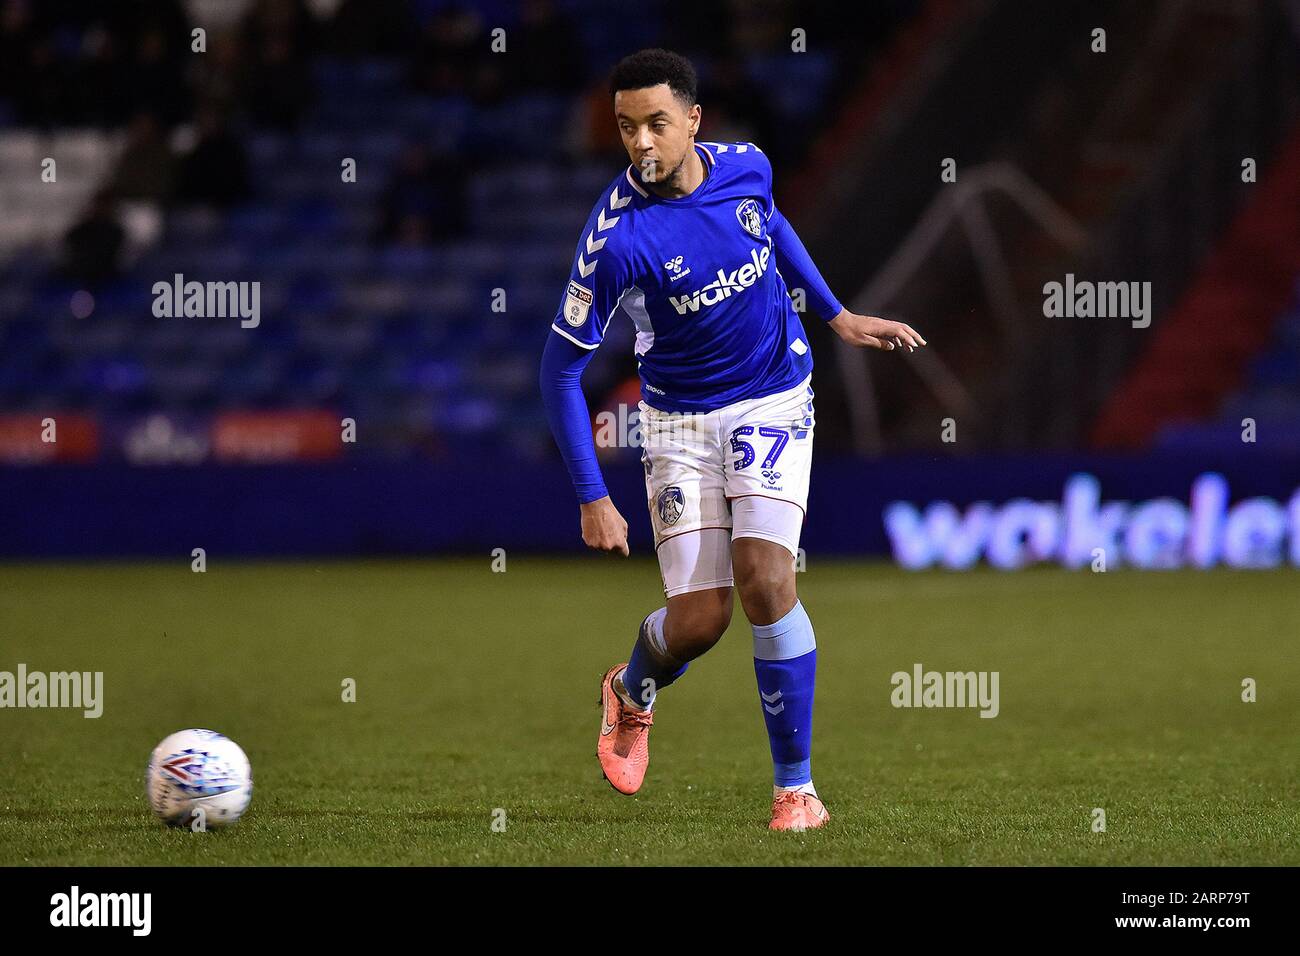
(2, 452), (1297, 567)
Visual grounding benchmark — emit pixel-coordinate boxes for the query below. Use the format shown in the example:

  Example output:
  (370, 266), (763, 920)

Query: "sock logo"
(761, 689), (784, 715)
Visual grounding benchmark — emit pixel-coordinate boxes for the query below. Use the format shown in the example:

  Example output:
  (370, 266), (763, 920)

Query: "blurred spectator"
(0, 0), (34, 103)
(75, 23), (132, 127)
(703, 54), (776, 150)
(594, 375), (644, 465)
(107, 112), (176, 202)
(244, 31), (314, 129)
(325, 0), (414, 58)
(242, 0), (320, 58)
(62, 191), (126, 285)
(174, 107), (252, 208)
(506, 0), (585, 94)
(188, 29), (246, 114)
(576, 80), (632, 161)
(663, 0), (733, 59)
(125, 24), (191, 127)
(183, 0), (256, 32)
(374, 142), (468, 245)
(411, 4), (482, 98)
(11, 33), (65, 128)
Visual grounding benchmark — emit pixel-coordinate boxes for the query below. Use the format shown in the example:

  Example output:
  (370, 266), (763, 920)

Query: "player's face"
(614, 84), (701, 186)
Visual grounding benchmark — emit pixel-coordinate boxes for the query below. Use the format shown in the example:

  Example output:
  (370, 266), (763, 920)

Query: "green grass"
(0, 559), (1297, 865)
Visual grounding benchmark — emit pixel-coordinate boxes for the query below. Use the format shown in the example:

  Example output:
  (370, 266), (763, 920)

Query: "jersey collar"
(624, 144), (714, 206)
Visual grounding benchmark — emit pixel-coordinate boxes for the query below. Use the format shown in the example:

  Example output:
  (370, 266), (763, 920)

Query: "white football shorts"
(640, 375), (815, 597)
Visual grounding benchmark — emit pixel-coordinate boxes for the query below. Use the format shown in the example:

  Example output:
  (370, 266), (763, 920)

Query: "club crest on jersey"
(564, 280), (593, 327)
(657, 486), (684, 526)
(735, 199), (764, 238)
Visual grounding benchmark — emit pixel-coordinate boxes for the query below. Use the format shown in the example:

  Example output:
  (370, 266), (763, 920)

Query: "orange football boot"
(769, 790), (830, 831)
(597, 663), (653, 794)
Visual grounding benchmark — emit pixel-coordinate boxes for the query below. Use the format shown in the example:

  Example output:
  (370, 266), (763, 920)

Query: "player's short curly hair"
(609, 48), (698, 107)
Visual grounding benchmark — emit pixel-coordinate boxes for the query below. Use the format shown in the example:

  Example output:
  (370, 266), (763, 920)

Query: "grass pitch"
(0, 558), (1297, 865)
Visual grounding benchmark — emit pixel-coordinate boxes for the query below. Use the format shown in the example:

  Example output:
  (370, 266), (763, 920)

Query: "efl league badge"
(735, 198), (763, 239)
(564, 280), (593, 327)
(657, 486), (685, 526)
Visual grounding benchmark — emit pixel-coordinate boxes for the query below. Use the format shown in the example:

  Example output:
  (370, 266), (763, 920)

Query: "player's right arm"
(539, 189), (637, 555)
(539, 335), (630, 556)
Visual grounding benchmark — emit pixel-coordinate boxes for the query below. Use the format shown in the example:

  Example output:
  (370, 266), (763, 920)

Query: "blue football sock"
(752, 600), (817, 787)
(621, 608), (687, 710)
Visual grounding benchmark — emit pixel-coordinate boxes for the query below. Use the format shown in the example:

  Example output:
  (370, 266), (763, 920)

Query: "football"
(146, 729), (253, 830)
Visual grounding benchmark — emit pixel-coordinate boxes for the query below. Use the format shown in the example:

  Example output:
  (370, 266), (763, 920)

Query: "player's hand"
(828, 309), (926, 352)
(579, 496), (630, 556)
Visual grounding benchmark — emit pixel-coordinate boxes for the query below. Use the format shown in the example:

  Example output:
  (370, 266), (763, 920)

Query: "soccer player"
(539, 49), (925, 830)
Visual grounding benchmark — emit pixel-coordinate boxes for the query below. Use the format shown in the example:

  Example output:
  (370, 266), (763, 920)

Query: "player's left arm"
(767, 205), (925, 352)
(754, 138), (925, 353)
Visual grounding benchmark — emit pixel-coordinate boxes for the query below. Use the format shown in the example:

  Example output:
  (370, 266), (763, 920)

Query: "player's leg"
(618, 568), (732, 710)
(724, 376), (827, 828)
(598, 403), (731, 794)
(623, 401), (733, 710)
(731, 503), (826, 830)
(599, 578), (730, 796)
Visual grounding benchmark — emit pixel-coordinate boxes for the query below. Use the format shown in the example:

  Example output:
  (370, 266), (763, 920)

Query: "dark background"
(0, 0), (1297, 559)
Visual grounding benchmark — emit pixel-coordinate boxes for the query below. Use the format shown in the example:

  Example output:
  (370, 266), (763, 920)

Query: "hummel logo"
(669, 246), (770, 314)
(664, 255), (692, 282)
(761, 689), (785, 715)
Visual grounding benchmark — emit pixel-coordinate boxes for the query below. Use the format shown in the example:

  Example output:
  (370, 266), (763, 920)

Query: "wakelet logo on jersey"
(735, 198), (764, 238)
(669, 246), (771, 315)
(564, 280), (593, 327)
(50, 886), (151, 936)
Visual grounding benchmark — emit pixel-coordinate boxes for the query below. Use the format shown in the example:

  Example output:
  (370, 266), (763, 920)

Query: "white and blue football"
(146, 729), (253, 829)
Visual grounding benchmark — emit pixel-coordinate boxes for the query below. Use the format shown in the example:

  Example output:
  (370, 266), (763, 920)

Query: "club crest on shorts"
(735, 199), (764, 238)
(564, 280), (593, 327)
(656, 486), (684, 525)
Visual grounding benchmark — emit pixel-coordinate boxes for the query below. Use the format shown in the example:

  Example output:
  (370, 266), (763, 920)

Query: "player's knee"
(738, 582), (795, 626)
(733, 548), (796, 625)
(675, 606), (731, 658)
(664, 595), (731, 659)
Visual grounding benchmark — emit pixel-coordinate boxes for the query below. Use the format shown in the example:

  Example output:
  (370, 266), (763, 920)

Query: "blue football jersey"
(550, 141), (813, 413)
